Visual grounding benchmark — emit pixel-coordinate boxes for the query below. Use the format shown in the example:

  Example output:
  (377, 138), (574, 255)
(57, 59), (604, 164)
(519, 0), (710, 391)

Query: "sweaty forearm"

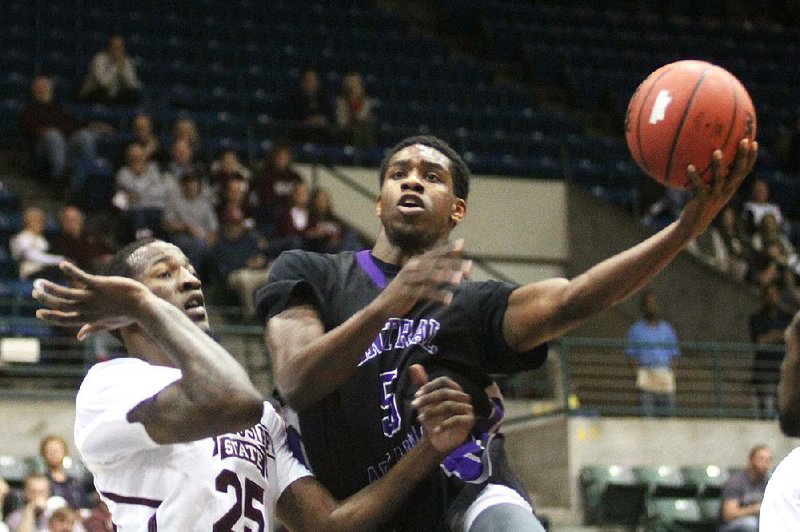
(269, 301), (393, 411)
(137, 295), (260, 406)
(325, 438), (444, 531)
(563, 220), (691, 321)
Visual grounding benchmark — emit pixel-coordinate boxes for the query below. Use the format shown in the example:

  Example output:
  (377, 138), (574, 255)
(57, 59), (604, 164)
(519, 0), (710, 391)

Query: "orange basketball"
(625, 60), (756, 189)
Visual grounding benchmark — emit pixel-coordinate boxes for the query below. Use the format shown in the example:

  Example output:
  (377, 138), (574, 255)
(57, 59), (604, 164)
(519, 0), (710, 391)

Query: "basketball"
(625, 59), (757, 189)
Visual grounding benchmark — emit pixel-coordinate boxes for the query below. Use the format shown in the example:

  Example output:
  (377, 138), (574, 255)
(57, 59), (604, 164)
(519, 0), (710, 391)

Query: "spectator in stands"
(687, 205), (752, 281)
(78, 35), (141, 105)
(4, 473), (55, 531)
(211, 206), (271, 317)
(275, 180), (310, 240)
(210, 148), (251, 192)
(129, 114), (161, 163)
(0, 476), (9, 532)
(9, 207), (64, 282)
(215, 175), (256, 230)
(163, 139), (204, 196)
(761, 311), (800, 528)
(625, 290), (681, 417)
(82, 497), (111, 532)
(39, 436), (88, 511)
(741, 178), (784, 238)
(46, 507), (76, 532)
(170, 118), (206, 165)
(19, 76), (111, 195)
(719, 444), (772, 532)
(252, 143), (303, 234)
(163, 173), (218, 278)
(751, 213), (800, 277)
(751, 283), (795, 419)
(284, 68), (333, 143)
(114, 144), (167, 240)
(334, 72), (376, 147)
(305, 186), (362, 253)
(52, 206), (114, 274)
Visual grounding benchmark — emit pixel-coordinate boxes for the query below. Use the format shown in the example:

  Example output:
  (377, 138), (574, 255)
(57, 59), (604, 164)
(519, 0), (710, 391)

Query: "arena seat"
(680, 464), (728, 498)
(633, 465), (698, 498)
(579, 464), (647, 526)
(645, 497), (713, 531)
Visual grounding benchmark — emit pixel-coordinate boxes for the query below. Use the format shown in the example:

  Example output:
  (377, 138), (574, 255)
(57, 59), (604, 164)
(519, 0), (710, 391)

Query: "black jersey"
(256, 249), (547, 529)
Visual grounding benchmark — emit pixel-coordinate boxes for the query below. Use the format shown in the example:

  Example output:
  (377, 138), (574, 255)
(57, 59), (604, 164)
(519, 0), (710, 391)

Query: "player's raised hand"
(377, 239), (472, 315)
(409, 364), (474, 454)
(680, 138), (758, 239)
(32, 261), (150, 340)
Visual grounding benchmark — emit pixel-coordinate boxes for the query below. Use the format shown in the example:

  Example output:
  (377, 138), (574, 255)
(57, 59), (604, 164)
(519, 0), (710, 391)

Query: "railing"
(556, 337), (784, 420)
(1, 297), (785, 421)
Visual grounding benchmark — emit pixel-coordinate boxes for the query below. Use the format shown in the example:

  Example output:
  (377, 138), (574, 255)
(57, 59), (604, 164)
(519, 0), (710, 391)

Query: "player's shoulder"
(270, 249), (358, 277)
(77, 358), (178, 406)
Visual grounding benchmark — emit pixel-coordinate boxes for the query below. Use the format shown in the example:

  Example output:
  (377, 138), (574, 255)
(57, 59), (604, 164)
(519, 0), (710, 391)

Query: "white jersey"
(760, 446), (800, 531)
(74, 358), (311, 531)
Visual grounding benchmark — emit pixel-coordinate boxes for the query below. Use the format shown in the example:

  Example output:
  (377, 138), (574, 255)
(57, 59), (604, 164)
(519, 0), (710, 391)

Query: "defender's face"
(132, 242), (209, 332)
(376, 144), (466, 251)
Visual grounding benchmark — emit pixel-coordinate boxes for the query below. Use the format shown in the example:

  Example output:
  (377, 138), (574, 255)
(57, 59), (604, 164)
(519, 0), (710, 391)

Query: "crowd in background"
(9, 35), (365, 316)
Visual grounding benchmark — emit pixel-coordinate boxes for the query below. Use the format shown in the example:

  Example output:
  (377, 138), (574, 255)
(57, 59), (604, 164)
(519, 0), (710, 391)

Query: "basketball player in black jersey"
(258, 135), (758, 531)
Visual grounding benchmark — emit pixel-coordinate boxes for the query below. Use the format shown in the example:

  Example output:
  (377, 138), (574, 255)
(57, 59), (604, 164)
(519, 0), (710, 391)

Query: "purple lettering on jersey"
(358, 318), (442, 365)
(356, 250), (387, 289)
(393, 319), (414, 349)
(213, 423), (272, 478)
(365, 426), (422, 484)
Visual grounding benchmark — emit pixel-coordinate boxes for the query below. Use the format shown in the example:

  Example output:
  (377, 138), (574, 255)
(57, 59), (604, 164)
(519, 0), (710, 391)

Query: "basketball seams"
(698, 69), (740, 179)
(665, 66), (711, 188)
(634, 64), (677, 181)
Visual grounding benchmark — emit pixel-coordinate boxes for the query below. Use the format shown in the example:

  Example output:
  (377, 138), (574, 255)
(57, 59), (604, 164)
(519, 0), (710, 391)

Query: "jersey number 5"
(213, 469), (265, 532)
(380, 369), (401, 437)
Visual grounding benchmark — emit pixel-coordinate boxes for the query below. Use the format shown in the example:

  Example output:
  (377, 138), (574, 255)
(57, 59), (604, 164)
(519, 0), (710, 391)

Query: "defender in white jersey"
(761, 311), (800, 530)
(34, 239), (475, 531)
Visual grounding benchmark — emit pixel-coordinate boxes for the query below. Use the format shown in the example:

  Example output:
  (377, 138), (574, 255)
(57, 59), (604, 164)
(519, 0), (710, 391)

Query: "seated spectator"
(9, 207), (64, 281)
(334, 72), (376, 147)
(305, 186), (362, 253)
(741, 178), (785, 238)
(19, 76), (112, 196)
(163, 173), (218, 278)
(688, 205), (752, 281)
(211, 207), (271, 317)
(39, 436), (89, 511)
(170, 118), (206, 165)
(0, 475), (9, 532)
(215, 175), (257, 230)
(113, 144), (166, 240)
(78, 34), (141, 105)
(719, 445), (772, 531)
(83, 497), (111, 532)
(252, 143), (303, 235)
(751, 213), (799, 274)
(283, 68), (333, 143)
(4, 473), (66, 532)
(52, 206), (115, 274)
(129, 114), (162, 163)
(751, 284), (795, 418)
(210, 148), (251, 192)
(163, 139), (205, 196)
(275, 180), (310, 239)
(47, 506), (77, 532)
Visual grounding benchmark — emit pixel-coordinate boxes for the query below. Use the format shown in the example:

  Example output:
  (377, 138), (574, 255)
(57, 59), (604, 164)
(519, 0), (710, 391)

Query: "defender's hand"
(33, 261), (150, 340)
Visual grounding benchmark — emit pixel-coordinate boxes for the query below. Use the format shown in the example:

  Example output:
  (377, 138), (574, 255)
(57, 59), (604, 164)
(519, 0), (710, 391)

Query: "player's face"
(132, 242), (209, 332)
(376, 145), (466, 251)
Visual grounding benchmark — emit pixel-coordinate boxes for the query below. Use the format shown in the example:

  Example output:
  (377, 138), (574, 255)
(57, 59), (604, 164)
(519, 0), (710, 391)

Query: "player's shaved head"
(379, 135), (470, 200)
(104, 238), (159, 280)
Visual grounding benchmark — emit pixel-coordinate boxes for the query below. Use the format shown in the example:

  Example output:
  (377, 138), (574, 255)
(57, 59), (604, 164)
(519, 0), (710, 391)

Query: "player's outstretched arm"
(779, 312), (800, 436)
(276, 365), (473, 531)
(34, 262), (262, 443)
(503, 140), (758, 353)
(267, 240), (470, 411)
